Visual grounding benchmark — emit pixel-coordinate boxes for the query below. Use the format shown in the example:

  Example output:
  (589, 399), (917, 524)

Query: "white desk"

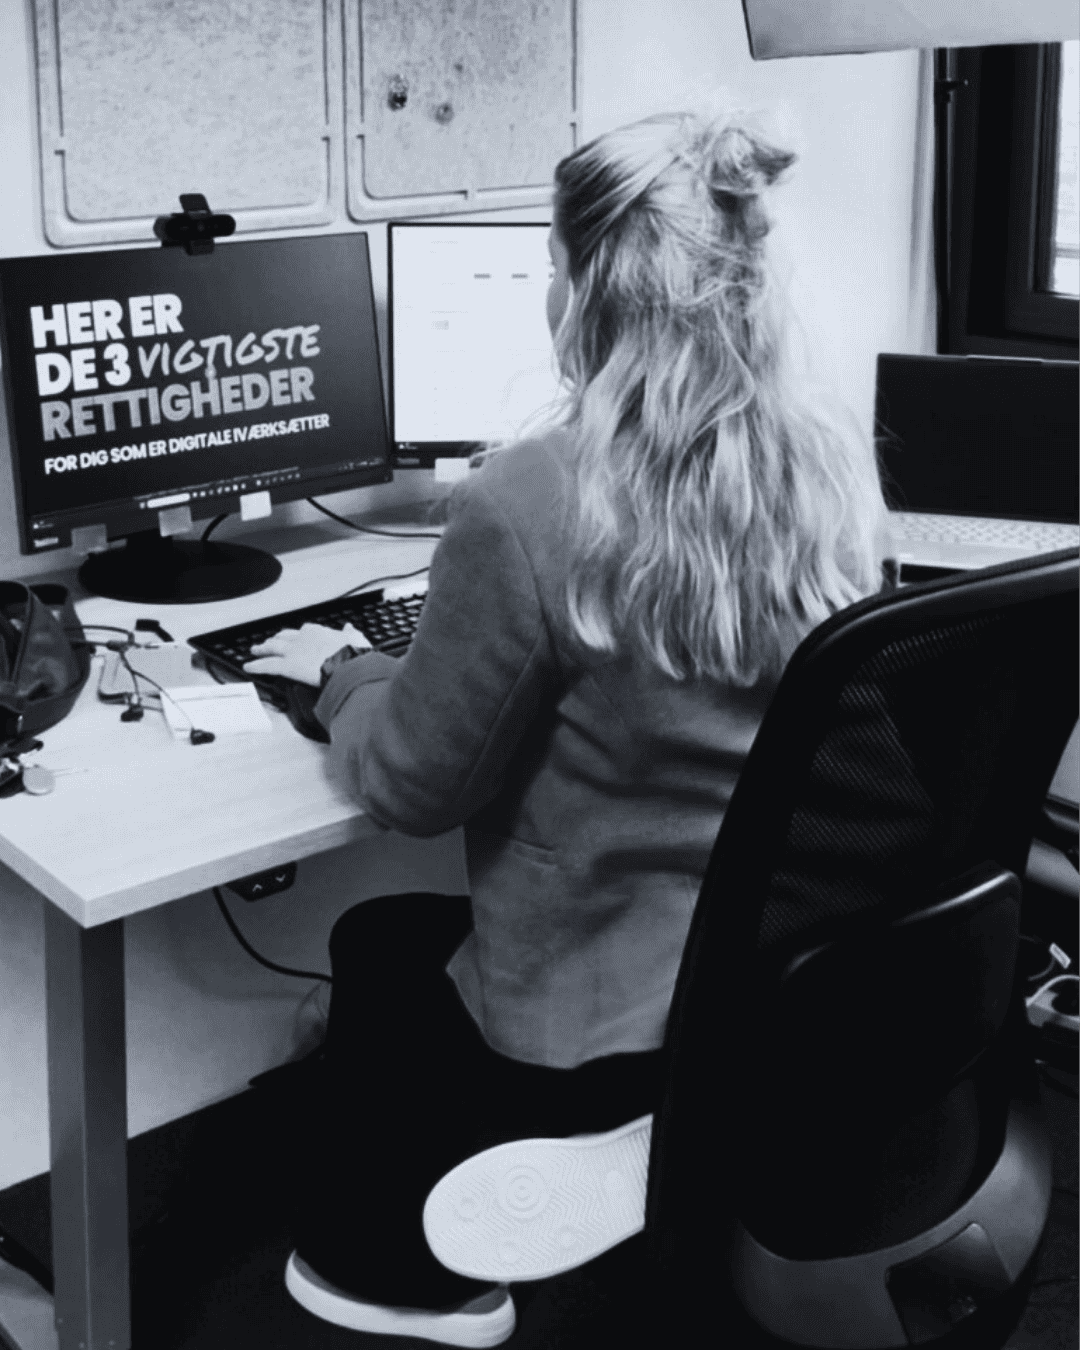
(0, 526), (437, 1350)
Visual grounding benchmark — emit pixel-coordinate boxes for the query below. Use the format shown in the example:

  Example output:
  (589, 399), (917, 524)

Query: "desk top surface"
(0, 526), (438, 927)
(0, 525), (1075, 928)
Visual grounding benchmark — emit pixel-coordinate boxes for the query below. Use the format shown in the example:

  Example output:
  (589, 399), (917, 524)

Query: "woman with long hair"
(244, 109), (889, 1346)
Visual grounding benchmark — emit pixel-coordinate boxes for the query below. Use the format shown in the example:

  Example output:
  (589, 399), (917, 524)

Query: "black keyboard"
(189, 589), (426, 695)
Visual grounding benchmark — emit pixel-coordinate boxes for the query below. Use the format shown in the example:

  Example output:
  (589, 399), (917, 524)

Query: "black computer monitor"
(388, 221), (562, 467)
(875, 353), (1080, 522)
(0, 233), (392, 602)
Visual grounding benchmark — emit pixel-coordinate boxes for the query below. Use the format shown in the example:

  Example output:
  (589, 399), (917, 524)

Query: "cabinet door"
(34, 0), (340, 247)
(346, 0), (581, 220)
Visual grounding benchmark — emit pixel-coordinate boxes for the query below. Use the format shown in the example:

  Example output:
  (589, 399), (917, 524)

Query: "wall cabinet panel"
(345, 0), (580, 219)
(34, 0), (340, 246)
(32, 0), (581, 246)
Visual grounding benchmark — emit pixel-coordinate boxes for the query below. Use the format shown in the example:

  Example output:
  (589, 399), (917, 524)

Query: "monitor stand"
(78, 530), (283, 604)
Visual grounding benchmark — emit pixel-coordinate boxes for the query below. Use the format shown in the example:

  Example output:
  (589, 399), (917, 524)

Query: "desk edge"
(0, 814), (385, 927)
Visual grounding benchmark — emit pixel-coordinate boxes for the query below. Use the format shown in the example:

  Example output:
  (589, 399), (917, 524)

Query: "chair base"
(730, 1097), (1051, 1349)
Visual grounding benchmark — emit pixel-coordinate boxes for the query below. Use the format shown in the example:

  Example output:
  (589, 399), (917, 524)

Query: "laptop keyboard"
(891, 513), (1080, 550)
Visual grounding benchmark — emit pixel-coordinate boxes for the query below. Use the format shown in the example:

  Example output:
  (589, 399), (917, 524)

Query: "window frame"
(940, 43), (1079, 358)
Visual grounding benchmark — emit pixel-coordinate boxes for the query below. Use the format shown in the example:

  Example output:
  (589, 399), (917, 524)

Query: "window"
(940, 43), (1080, 357)
(1048, 41), (1078, 299)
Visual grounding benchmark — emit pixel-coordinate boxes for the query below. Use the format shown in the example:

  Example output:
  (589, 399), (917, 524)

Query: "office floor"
(0, 1063), (1074, 1350)
(1003, 1070), (1079, 1350)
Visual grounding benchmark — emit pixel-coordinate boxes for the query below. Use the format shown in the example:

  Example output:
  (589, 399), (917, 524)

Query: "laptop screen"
(875, 354), (1079, 524)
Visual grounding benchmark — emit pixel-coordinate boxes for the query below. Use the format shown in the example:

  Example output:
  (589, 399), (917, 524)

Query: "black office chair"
(645, 547), (1079, 1349)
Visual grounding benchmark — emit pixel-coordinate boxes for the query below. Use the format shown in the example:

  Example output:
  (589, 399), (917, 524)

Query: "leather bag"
(0, 582), (92, 754)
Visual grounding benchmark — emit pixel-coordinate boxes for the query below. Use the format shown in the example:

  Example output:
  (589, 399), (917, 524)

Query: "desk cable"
(75, 626), (215, 743)
(113, 646), (213, 742)
(305, 496), (440, 594)
(212, 887), (332, 984)
(306, 495), (443, 540)
(335, 562), (431, 601)
(192, 501), (441, 546)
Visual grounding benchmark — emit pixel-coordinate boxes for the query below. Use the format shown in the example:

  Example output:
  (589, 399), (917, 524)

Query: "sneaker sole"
(284, 1251), (516, 1347)
(423, 1114), (653, 1282)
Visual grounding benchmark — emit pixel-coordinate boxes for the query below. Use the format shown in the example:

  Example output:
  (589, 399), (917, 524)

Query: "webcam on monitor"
(153, 193), (236, 256)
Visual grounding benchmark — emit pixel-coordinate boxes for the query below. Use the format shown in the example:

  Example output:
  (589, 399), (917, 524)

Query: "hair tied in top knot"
(702, 121), (797, 203)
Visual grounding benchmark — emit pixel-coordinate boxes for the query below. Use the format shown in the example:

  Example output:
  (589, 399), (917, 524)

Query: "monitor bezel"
(387, 219), (553, 469)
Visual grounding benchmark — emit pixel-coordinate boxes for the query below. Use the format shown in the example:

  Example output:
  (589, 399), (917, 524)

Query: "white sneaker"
(284, 1251), (516, 1347)
(423, 1114), (653, 1283)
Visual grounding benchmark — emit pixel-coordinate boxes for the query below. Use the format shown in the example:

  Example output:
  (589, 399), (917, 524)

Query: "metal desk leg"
(44, 908), (130, 1350)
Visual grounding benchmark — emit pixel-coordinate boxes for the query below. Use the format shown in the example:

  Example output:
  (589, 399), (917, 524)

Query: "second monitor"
(389, 222), (563, 468)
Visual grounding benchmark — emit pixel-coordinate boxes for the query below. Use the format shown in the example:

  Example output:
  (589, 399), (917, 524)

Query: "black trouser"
(293, 893), (664, 1311)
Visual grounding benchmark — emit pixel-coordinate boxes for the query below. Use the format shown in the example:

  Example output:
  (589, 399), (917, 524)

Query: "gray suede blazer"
(315, 433), (778, 1068)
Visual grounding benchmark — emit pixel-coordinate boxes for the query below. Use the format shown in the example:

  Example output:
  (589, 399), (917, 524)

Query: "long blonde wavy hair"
(549, 111), (888, 685)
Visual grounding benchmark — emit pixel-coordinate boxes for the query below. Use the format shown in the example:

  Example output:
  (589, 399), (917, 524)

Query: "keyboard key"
(891, 512), (1080, 549)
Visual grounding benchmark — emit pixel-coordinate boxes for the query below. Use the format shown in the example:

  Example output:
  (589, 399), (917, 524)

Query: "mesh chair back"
(646, 549), (1079, 1271)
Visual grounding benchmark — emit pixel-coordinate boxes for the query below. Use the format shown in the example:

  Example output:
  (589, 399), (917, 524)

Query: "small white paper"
(240, 490), (272, 521)
(434, 457), (471, 483)
(160, 682), (273, 738)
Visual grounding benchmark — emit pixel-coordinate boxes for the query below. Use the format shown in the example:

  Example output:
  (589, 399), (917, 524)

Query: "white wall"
(581, 0), (928, 416)
(0, 0), (927, 1187)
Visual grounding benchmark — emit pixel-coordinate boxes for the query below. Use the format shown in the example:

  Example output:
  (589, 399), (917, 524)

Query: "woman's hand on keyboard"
(243, 622), (372, 687)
